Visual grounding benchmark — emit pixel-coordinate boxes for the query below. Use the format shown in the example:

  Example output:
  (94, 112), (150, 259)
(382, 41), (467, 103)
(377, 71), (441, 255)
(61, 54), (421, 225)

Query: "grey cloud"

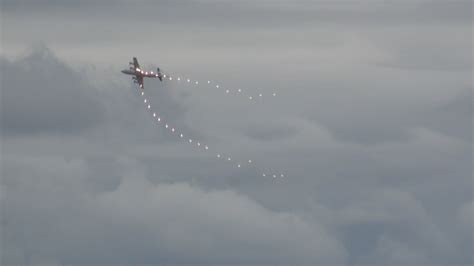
(457, 201), (473, 232)
(1, 45), (105, 135)
(1, 44), (471, 265)
(421, 87), (472, 141)
(374, 25), (472, 71)
(2, 0), (471, 27)
(335, 189), (452, 263)
(1, 0), (472, 263)
(243, 121), (298, 142)
(304, 72), (471, 145)
(1, 155), (346, 264)
(455, 201), (474, 263)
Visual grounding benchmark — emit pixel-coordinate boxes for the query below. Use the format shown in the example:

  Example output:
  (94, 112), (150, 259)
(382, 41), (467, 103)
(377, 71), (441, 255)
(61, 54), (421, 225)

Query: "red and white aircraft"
(122, 57), (163, 89)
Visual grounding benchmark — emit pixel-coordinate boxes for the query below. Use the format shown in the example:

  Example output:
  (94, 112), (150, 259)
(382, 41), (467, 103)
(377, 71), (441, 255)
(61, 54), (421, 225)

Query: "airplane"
(121, 57), (163, 89)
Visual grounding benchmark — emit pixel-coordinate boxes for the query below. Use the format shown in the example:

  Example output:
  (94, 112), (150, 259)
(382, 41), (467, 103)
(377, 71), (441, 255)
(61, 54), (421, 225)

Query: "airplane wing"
(133, 57), (140, 69)
(136, 75), (144, 89)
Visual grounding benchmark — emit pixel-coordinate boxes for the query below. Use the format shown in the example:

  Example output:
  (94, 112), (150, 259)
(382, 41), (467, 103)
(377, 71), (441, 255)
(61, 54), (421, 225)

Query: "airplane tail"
(157, 67), (163, 81)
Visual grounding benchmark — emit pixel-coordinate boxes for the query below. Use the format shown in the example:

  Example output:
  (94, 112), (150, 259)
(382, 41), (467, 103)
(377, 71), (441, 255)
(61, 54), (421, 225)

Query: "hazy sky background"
(1, 0), (472, 264)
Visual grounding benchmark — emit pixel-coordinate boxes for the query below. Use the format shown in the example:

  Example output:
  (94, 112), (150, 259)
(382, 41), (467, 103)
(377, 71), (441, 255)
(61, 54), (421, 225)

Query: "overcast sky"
(1, 0), (472, 265)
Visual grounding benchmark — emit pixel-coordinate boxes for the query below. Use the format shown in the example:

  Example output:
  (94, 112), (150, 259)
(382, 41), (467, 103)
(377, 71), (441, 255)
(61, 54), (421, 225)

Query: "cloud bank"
(1, 0), (472, 264)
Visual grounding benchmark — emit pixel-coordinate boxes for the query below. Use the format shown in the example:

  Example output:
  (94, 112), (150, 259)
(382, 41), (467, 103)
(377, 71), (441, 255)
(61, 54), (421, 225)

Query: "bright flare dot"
(227, 157), (231, 161)
(171, 128), (175, 132)
(197, 142), (201, 146)
(273, 93), (277, 96)
(281, 174), (285, 178)
(237, 164), (241, 168)
(216, 85), (219, 88)
(208, 80), (210, 83)
(177, 77), (181, 81)
(147, 104), (151, 109)
(195, 81), (198, 84)
(165, 124), (168, 128)
(145, 72), (148, 75)
(153, 113), (156, 117)
(273, 174), (277, 178)
(151, 71), (154, 74)
(163, 74), (167, 78)
(187, 79), (190, 82)
(217, 154), (221, 158)
(144, 99), (147, 103)
(249, 96), (253, 100)
(141, 92), (144, 96)
(238, 89), (242, 93)
(262, 173), (266, 177)
(259, 94), (263, 97)
(248, 160), (252, 163)
(225, 90), (230, 93)
(189, 139), (192, 143)
(169, 77), (172, 80)
(157, 117), (161, 122)
(205, 146), (209, 150)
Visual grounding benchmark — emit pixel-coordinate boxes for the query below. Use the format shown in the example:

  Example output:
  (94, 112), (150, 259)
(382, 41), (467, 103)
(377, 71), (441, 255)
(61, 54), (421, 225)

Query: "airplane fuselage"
(121, 69), (161, 78)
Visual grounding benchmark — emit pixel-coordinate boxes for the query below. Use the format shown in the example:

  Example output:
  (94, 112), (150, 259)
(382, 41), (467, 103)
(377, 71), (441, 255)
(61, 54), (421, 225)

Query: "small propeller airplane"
(122, 57), (163, 89)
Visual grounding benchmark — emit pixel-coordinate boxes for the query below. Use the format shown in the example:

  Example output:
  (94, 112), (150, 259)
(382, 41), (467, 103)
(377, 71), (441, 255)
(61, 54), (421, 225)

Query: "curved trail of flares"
(160, 73), (277, 102)
(138, 90), (285, 179)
